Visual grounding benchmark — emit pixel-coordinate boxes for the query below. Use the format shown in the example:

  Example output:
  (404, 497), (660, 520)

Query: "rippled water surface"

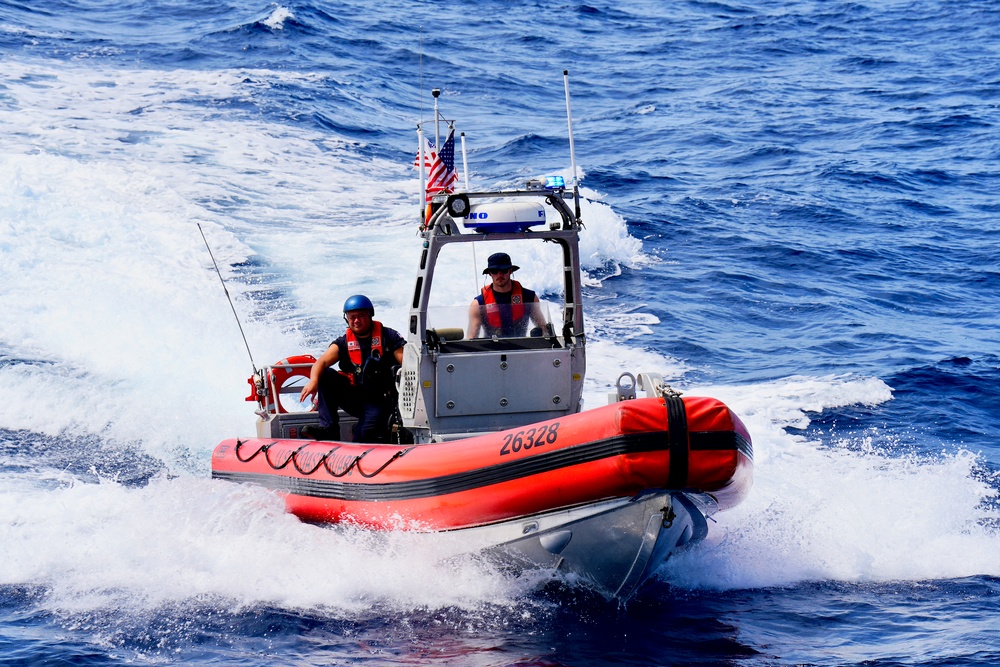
(1, 1), (998, 665)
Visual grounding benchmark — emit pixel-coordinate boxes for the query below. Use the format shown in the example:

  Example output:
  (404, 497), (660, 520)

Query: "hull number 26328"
(500, 422), (560, 456)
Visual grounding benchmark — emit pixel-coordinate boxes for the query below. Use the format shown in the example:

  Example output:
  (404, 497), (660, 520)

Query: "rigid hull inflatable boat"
(211, 85), (753, 600)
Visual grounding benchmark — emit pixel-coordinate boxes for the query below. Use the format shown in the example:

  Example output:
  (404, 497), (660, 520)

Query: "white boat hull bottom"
(455, 491), (713, 600)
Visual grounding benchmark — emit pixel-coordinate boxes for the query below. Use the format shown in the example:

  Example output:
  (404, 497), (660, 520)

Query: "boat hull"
(467, 490), (711, 599)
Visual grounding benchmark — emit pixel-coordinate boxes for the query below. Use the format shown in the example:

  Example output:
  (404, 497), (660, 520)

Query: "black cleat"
(301, 425), (339, 441)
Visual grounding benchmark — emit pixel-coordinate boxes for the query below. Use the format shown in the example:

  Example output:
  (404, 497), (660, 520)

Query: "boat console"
(398, 187), (587, 441)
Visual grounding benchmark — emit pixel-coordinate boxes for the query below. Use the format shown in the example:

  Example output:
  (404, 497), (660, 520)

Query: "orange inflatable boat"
(210, 103), (754, 598)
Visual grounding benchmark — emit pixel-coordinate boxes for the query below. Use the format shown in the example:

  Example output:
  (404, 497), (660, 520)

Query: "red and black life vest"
(344, 321), (384, 384)
(481, 281), (525, 330)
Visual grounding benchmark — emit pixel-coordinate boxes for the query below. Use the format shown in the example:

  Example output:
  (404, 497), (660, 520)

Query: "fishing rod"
(197, 223), (259, 377)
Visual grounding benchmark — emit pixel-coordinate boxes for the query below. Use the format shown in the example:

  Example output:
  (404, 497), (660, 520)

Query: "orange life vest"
(345, 321), (384, 384)
(482, 281), (525, 330)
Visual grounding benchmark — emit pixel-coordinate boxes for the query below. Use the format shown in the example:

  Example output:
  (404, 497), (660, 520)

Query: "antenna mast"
(563, 70), (582, 222)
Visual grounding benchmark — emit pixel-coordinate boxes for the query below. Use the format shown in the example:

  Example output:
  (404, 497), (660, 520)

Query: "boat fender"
(265, 354), (318, 414)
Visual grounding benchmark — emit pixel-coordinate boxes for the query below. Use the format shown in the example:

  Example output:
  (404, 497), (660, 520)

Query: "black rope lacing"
(264, 442), (300, 470)
(323, 447), (371, 477)
(234, 438), (268, 463)
(292, 444), (339, 475)
(356, 447), (414, 478)
(232, 438), (412, 478)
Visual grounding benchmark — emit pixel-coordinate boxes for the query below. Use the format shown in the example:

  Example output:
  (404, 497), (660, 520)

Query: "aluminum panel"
(435, 349), (572, 417)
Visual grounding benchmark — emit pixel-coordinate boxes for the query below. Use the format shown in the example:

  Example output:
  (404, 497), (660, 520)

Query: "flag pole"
(417, 125), (426, 220)
(432, 88), (441, 152)
(460, 131), (469, 191)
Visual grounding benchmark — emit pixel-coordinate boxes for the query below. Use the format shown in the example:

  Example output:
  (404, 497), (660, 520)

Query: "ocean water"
(1, 1), (998, 665)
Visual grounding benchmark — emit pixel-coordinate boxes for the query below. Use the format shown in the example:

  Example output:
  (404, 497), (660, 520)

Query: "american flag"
(415, 138), (436, 170)
(422, 129), (458, 201)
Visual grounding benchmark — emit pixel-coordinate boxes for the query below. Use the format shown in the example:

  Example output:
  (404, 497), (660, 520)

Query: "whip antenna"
(563, 70), (582, 223)
(418, 26), (424, 122)
(198, 223), (258, 375)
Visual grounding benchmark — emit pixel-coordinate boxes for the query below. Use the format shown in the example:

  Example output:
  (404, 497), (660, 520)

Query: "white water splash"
(661, 375), (1000, 589)
(262, 5), (294, 30)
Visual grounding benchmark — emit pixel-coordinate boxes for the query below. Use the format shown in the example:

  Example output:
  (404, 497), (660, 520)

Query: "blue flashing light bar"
(545, 175), (566, 190)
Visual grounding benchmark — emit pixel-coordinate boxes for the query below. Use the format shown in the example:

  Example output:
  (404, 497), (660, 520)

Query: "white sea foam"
(576, 186), (650, 278)
(0, 59), (409, 457)
(262, 6), (294, 30)
(660, 375), (1000, 589)
(0, 473), (522, 613)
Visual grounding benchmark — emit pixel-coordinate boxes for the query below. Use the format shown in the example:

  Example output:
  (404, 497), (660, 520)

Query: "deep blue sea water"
(1, 1), (998, 665)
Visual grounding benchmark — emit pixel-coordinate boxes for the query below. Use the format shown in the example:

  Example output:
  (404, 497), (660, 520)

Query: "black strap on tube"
(665, 395), (689, 489)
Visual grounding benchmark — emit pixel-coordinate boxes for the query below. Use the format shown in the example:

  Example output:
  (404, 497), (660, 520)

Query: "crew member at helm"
(299, 295), (405, 443)
(467, 252), (546, 338)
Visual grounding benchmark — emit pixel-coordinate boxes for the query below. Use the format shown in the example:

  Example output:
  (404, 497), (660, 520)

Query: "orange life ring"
(266, 355), (317, 414)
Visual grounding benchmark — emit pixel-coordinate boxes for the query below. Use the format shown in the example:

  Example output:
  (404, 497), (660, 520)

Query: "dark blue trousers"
(316, 368), (392, 443)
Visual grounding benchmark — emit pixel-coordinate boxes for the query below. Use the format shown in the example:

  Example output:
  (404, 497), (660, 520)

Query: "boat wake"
(661, 375), (1000, 590)
(1, 373), (997, 618)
